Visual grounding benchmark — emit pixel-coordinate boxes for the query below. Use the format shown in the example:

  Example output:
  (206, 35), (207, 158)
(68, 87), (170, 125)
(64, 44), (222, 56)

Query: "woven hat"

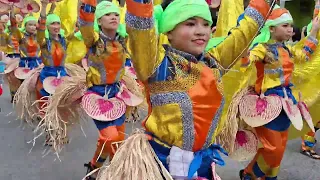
(81, 92), (126, 121)
(20, 0), (40, 14)
(3, 57), (19, 74)
(229, 130), (258, 161)
(0, 0), (26, 8)
(0, 1), (9, 13)
(3, 59), (19, 74)
(43, 72), (71, 94)
(116, 82), (143, 107)
(14, 67), (34, 79)
(28, 71), (40, 91)
(239, 94), (282, 127)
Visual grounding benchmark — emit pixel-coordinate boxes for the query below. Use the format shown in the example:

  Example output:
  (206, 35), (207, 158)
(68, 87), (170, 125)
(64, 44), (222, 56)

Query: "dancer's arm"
(207, 0), (271, 71)
(78, 0), (99, 48)
(290, 18), (320, 63)
(9, 6), (22, 42)
(125, 0), (161, 82)
(240, 44), (266, 69)
(37, 0), (49, 46)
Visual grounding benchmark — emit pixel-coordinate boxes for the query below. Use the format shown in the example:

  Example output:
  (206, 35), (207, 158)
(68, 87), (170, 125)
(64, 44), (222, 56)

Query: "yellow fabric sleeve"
(207, 16), (259, 70)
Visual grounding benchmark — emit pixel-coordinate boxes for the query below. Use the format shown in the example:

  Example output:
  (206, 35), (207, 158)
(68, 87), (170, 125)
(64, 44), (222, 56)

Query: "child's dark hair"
(210, 7), (218, 27)
(303, 26), (308, 37)
(292, 26), (301, 42)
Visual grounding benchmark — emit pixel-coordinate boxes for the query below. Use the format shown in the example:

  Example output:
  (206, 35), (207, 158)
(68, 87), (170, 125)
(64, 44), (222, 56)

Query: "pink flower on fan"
(27, 4), (32, 11)
(236, 131), (248, 147)
(255, 98), (267, 115)
(22, 69), (30, 73)
(51, 78), (63, 87)
(97, 99), (114, 113)
(129, 67), (136, 75)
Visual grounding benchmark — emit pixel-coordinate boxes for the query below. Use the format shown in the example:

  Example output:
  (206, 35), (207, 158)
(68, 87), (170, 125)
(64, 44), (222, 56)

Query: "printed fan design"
(0, 0), (40, 13)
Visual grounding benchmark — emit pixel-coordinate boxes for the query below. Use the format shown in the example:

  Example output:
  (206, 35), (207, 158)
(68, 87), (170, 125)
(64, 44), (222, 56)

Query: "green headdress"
(158, 0), (212, 33)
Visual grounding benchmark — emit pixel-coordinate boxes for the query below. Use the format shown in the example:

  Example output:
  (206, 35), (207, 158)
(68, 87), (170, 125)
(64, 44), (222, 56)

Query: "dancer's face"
(15, 14), (23, 24)
(98, 13), (120, 32)
(167, 17), (211, 57)
(48, 22), (61, 37)
(270, 23), (293, 42)
(25, 20), (37, 34)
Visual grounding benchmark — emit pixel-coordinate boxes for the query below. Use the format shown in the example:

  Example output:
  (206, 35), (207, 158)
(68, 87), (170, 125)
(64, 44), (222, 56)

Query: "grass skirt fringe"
(94, 130), (173, 180)
(13, 66), (43, 127)
(33, 64), (88, 154)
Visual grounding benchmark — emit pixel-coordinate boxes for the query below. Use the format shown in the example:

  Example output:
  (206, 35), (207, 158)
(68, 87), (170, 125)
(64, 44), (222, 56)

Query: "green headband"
(250, 5), (293, 48)
(19, 16), (37, 33)
(23, 16), (37, 26)
(46, 14), (61, 26)
(95, 1), (120, 20)
(159, 0), (212, 34)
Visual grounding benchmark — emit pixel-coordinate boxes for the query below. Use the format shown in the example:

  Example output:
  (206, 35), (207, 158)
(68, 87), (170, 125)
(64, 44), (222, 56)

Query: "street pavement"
(0, 86), (319, 180)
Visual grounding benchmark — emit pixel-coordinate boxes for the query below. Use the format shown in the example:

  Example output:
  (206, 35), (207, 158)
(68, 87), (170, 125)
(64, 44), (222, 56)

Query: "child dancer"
(236, 5), (320, 180)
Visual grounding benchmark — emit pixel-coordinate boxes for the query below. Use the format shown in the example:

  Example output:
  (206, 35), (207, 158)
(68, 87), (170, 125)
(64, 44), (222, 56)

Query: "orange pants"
(244, 126), (288, 180)
(91, 124), (125, 168)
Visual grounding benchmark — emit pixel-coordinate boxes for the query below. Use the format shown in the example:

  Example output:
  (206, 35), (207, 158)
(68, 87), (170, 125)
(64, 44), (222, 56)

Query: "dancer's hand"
(40, 0), (49, 7)
(310, 17), (320, 38)
(40, 0), (49, 17)
(49, 2), (56, 14)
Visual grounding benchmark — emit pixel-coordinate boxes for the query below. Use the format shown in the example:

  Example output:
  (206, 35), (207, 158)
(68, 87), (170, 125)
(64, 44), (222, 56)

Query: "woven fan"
(20, 0), (40, 14)
(81, 92), (126, 121)
(0, 0), (25, 9)
(239, 93), (282, 127)
(43, 71), (71, 94)
(281, 87), (303, 131)
(230, 130), (258, 161)
(297, 92), (315, 132)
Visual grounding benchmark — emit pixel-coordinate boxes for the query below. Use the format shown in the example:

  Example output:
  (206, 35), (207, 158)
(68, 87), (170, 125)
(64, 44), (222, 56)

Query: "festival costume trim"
(93, 0), (271, 179)
(231, 6), (320, 180)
